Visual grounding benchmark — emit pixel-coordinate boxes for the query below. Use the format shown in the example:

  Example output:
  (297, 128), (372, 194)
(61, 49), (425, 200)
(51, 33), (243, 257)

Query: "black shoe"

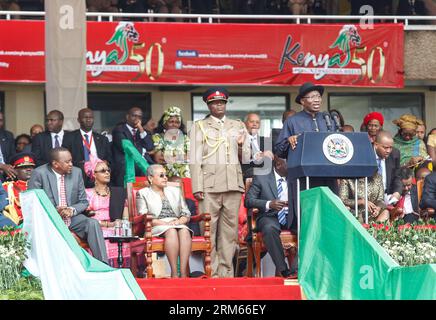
(281, 268), (292, 278)
(281, 268), (298, 279)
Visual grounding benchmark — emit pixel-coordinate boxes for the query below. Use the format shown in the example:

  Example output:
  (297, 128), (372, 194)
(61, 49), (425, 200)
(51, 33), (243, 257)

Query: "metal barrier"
(1, 10), (436, 30)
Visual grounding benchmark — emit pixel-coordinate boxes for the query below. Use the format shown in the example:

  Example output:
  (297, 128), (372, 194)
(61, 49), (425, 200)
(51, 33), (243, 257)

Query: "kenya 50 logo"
(279, 24), (385, 83)
(86, 22), (164, 80)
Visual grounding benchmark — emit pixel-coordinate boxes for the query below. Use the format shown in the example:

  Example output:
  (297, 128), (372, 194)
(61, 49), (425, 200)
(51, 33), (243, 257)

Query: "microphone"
(330, 111), (342, 132)
(323, 112), (333, 132)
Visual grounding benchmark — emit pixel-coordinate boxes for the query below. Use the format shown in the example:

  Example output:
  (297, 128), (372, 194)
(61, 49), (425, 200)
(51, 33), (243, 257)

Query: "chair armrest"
(188, 213), (211, 241)
(132, 215), (146, 237)
(250, 208), (259, 232)
(190, 213), (211, 223)
(144, 213), (154, 236)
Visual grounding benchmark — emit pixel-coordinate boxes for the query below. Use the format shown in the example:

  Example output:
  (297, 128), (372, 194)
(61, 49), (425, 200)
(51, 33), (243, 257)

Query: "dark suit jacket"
(385, 148), (402, 195)
(111, 123), (154, 186)
(0, 129), (16, 164)
(410, 185), (419, 213)
(31, 131), (54, 167)
(62, 130), (113, 187)
(245, 170), (288, 226)
(420, 172), (436, 209)
(28, 164), (89, 214)
(108, 186), (126, 221)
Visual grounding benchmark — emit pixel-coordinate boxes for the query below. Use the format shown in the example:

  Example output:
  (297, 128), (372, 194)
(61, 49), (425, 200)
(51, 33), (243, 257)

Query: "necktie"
(377, 158), (383, 176)
(277, 178), (288, 226)
(59, 175), (71, 227)
(132, 128), (137, 142)
(54, 134), (60, 148)
(83, 134), (90, 161)
(312, 117), (319, 132)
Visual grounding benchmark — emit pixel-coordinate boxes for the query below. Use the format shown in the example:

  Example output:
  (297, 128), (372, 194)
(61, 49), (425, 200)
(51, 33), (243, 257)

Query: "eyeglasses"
(94, 168), (111, 174)
(157, 173), (167, 178)
(303, 94), (322, 100)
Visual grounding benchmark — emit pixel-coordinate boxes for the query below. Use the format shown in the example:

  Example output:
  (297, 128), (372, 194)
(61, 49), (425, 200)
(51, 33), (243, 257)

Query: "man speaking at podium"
(275, 82), (338, 231)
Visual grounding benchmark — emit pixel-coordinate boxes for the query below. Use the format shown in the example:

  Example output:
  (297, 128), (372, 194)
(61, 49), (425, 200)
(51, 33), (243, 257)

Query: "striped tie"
(59, 175), (71, 227)
(83, 133), (90, 161)
(277, 178), (288, 226)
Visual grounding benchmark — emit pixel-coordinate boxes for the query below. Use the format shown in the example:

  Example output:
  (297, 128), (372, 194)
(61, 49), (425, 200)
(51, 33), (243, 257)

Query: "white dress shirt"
(80, 129), (97, 156)
(266, 170), (288, 211)
(51, 130), (65, 148)
(403, 193), (414, 215)
(53, 170), (76, 215)
(126, 123), (147, 140)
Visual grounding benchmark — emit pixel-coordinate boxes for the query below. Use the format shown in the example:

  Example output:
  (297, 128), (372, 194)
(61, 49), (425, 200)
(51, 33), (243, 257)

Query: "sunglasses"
(157, 173), (167, 178)
(94, 168), (111, 174)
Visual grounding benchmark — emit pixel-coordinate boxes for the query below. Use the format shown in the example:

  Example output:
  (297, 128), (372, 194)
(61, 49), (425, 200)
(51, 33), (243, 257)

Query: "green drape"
(299, 187), (436, 300)
(122, 139), (150, 186)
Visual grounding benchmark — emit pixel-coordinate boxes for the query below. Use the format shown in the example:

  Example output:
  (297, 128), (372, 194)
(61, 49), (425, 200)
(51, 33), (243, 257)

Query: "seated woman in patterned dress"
(339, 172), (390, 223)
(136, 164), (192, 278)
(85, 158), (129, 267)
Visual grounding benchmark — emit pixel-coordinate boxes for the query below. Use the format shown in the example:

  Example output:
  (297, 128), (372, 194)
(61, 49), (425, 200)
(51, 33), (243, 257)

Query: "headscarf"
(162, 106), (182, 125)
(392, 114), (419, 131)
(83, 154), (105, 180)
(363, 112), (384, 127)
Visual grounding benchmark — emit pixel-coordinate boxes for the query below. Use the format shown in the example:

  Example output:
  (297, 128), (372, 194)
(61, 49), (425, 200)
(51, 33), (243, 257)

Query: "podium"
(287, 132), (377, 228)
(287, 132), (377, 179)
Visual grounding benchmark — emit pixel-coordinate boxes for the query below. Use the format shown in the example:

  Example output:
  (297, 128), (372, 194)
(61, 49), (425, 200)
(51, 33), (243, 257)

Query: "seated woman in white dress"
(136, 164), (192, 278)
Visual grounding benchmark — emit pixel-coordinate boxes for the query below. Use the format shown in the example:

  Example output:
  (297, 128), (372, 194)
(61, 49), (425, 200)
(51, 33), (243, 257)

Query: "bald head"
(30, 124), (44, 137)
(244, 113), (260, 135)
(375, 130), (393, 144)
(416, 167), (431, 181)
(374, 131), (394, 159)
(282, 110), (296, 124)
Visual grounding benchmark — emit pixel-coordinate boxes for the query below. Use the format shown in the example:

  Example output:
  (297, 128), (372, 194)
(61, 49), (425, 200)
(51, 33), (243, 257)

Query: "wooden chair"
(72, 232), (90, 250)
(245, 178), (298, 278)
(417, 179), (435, 221)
(127, 177), (212, 278)
(234, 190), (253, 277)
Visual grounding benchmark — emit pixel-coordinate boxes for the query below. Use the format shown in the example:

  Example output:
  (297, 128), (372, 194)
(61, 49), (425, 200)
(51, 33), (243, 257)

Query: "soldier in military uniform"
(189, 87), (251, 278)
(2, 152), (36, 226)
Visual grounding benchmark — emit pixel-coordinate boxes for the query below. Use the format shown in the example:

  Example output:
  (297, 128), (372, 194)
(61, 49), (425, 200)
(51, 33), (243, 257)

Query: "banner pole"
(355, 179), (358, 218)
(365, 177), (368, 224)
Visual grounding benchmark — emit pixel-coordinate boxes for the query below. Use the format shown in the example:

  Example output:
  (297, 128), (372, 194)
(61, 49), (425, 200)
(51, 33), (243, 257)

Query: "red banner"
(0, 21), (403, 87)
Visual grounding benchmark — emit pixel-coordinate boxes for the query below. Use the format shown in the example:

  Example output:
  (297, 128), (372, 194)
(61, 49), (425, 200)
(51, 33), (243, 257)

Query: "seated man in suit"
(374, 130), (402, 205)
(0, 111), (16, 180)
(420, 171), (436, 213)
(112, 107), (154, 186)
(28, 147), (108, 263)
(62, 108), (112, 188)
(32, 110), (66, 167)
(394, 167), (420, 223)
(245, 155), (294, 278)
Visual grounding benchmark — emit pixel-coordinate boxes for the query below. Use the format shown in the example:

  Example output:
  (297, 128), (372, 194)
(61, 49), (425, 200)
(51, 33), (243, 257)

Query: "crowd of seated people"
(2, 0), (436, 21)
(0, 85), (436, 278)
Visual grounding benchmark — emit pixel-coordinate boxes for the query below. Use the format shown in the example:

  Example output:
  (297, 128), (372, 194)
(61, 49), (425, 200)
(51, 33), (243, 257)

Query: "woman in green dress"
(152, 106), (190, 178)
(392, 114), (429, 168)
